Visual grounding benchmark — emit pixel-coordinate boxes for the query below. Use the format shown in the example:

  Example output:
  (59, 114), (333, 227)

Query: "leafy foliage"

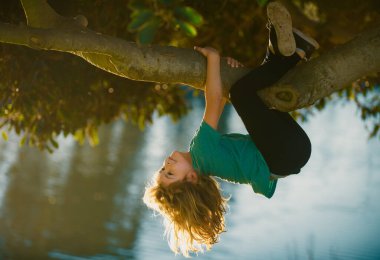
(127, 0), (204, 44)
(0, 45), (187, 151)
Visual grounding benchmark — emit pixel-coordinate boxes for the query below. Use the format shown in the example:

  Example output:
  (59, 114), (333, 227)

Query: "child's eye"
(167, 172), (173, 176)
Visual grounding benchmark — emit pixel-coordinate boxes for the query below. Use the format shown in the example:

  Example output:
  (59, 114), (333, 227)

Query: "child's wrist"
(207, 53), (220, 61)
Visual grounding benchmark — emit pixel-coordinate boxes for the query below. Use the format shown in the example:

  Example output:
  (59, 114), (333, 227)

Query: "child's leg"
(229, 53), (311, 176)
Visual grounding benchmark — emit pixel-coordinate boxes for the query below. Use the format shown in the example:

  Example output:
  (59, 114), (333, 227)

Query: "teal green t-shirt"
(189, 120), (277, 198)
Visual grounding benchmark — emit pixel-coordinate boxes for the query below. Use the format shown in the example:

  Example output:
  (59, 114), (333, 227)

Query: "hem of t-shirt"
(266, 179), (278, 198)
(252, 178), (277, 199)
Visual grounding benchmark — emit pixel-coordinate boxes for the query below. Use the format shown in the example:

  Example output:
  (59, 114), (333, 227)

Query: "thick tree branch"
(0, 22), (247, 94)
(1, 0), (379, 111)
(260, 26), (380, 110)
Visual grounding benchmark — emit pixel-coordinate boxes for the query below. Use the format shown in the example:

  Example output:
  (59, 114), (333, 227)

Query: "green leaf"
(174, 6), (203, 26)
(19, 136), (26, 147)
(50, 137), (59, 149)
(128, 10), (154, 31)
(1, 131), (8, 141)
(46, 146), (54, 154)
(256, 0), (269, 7)
(74, 129), (85, 145)
(176, 19), (197, 37)
(137, 21), (160, 44)
(29, 137), (35, 147)
(138, 114), (146, 130)
(87, 127), (99, 147)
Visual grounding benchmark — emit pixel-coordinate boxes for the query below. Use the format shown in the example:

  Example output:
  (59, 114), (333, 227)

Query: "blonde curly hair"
(143, 172), (229, 257)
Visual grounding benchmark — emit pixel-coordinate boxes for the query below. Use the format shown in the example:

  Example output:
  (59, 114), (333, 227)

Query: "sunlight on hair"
(143, 173), (229, 257)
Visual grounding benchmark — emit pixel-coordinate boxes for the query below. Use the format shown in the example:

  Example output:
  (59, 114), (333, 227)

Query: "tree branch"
(20, 0), (88, 29)
(260, 26), (380, 110)
(0, 22), (247, 93)
(20, 0), (63, 28)
(0, 4), (379, 111)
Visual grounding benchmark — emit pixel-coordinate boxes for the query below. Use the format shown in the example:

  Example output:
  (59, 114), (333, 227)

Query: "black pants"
(230, 50), (311, 176)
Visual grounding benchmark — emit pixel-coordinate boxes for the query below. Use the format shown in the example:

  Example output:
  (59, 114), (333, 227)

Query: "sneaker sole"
(293, 28), (320, 49)
(267, 2), (296, 56)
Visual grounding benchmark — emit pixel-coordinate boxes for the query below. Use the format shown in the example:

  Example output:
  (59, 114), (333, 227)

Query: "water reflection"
(0, 119), (145, 258)
(0, 137), (18, 215)
(0, 98), (379, 259)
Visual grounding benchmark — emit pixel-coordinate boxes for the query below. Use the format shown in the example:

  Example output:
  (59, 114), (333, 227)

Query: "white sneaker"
(266, 2), (296, 56)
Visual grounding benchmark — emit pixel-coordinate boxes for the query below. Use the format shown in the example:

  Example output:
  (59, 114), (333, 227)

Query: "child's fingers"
(194, 46), (202, 52)
(194, 46), (205, 56)
(226, 57), (244, 68)
(229, 57), (242, 68)
(194, 46), (218, 57)
(227, 57), (232, 66)
(227, 57), (236, 68)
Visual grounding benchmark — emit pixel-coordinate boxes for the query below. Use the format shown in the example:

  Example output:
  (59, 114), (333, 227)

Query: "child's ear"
(189, 170), (199, 182)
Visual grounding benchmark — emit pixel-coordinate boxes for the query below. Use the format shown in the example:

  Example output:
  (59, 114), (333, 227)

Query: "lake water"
(0, 97), (379, 260)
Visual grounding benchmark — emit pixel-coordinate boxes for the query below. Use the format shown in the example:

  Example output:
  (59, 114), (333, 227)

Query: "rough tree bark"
(0, 0), (379, 111)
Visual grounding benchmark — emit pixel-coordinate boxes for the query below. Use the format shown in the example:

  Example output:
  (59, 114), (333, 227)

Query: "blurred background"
(1, 98), (379, 259)
(0, 0), (379, 259)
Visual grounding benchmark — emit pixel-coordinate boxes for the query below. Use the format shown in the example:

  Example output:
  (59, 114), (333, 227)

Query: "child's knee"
(294, 133), (312, 170)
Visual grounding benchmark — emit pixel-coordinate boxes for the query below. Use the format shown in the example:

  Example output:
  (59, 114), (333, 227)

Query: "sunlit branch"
(0, 0), (380, 111)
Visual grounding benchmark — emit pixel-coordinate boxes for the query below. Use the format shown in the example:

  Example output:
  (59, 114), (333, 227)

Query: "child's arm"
(194, 46), (223, 130)
(194, 46), (243, 130)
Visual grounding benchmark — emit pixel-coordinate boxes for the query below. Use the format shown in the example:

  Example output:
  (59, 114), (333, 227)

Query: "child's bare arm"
(194, 46), (223, 129)
(194, 46), (243, 130)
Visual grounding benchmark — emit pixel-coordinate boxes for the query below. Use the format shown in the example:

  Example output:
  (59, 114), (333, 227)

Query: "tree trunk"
(1, 0), (379, 111)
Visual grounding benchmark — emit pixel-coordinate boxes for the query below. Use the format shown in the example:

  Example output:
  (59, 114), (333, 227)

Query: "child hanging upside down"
(143, 1), (319, 257)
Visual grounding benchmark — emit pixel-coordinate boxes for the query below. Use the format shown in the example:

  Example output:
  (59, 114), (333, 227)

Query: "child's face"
(157, 151), (198, 186)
